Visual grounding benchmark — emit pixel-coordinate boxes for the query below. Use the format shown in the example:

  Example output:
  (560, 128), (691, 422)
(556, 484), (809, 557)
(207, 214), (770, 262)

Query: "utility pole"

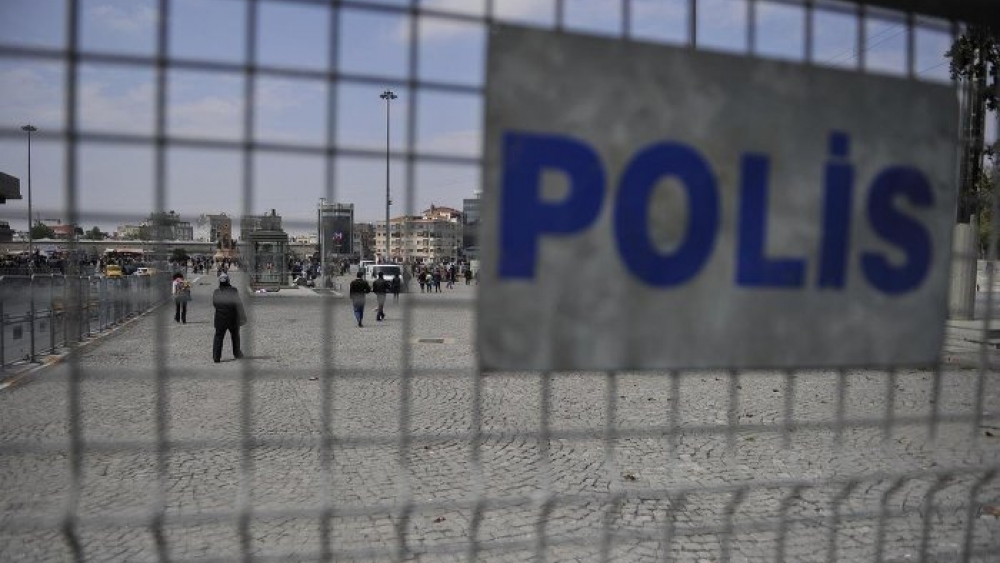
(21, 124), (37, 267)
(380, 90), (397, 263)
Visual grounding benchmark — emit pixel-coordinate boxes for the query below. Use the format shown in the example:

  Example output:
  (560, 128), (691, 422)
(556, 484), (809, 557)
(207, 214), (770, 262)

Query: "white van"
(365, 264), (404, 290)
(358, 260), (375, 277)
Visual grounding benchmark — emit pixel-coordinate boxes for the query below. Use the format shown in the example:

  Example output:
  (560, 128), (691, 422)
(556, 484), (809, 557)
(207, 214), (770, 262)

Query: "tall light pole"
(379, 90), (396, 263)
(21, 125), (37, 265)
(318, 198), (326, 284)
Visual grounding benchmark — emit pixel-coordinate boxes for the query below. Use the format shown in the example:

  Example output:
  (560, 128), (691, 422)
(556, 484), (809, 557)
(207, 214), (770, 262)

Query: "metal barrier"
(0, 1), (998, 563)
(0, 274), (163, 371)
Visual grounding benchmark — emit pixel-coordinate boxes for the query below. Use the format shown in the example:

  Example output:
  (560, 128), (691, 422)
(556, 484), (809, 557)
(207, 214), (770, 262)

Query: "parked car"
(134, 267), (157, 276)
(104, 264), (123, 279)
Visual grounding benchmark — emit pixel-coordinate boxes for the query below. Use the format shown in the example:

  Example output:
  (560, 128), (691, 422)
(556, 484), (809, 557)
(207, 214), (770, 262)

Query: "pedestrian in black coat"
(349, 271), (371, 327)
(372, 272), (390, 321)
(212, 273), (246, 362)
(390, 274), (401, 302)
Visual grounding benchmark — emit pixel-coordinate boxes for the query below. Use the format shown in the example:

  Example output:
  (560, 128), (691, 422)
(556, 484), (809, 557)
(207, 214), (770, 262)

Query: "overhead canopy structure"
(0, 172), (21, 204)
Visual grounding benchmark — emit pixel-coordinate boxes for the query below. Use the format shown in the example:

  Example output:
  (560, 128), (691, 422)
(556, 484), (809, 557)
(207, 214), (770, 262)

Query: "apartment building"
(375, 205), (463, 263)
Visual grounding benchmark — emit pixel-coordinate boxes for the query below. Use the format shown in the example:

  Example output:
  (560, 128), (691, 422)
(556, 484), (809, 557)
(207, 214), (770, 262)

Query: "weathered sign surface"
(479, 25), (958, 371)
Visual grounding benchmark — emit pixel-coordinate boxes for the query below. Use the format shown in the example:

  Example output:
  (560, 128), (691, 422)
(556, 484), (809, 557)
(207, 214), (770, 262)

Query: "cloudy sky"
(0, 0), (963, 236)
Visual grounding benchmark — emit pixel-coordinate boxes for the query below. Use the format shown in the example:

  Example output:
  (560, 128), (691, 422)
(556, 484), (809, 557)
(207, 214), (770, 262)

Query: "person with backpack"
(172, 272), (191, 323)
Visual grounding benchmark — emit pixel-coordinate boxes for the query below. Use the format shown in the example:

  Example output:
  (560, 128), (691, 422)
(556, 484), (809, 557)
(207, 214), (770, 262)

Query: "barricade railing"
(0, 273), (165, 372)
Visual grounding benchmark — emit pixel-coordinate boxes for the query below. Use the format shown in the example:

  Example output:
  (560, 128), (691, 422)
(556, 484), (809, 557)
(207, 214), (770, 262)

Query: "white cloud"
(170, 95), (242, 139)
(89, 2), (157, 35)
(0, 66), (64, 127)
(404, 0), (547, 42)
(77, 77), (155, 133)
(421, 128), (481, 156)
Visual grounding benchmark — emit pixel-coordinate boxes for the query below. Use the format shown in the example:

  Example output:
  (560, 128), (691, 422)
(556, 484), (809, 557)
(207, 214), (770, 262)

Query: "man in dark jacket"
(372, 271), (391, 321)
(349, 270), (371, 327)
(390, 274), (401, 302)
(212, 273), (246, 362)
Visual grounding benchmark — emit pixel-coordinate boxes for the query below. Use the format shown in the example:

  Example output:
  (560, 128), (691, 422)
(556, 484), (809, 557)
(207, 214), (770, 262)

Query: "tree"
(171, 248), (190, 263)
(947, 24), (999, 223)
(30, 222), (54, 240)
(976, 169), (998, 256)
(85, 226), (104, 240)
(147, 210), (181, 229)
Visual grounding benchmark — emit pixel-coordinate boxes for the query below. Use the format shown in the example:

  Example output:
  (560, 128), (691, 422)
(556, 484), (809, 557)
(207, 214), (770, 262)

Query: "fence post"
(99, 277), (106, 329)
(0, 278), (5, 372)
(102, 277), (110, 329)
(76, 276), (83, 342)
(115, 278), (122, 324)
(84, 276), (92, 338)
(49, 275), (57, 355)
(63, 275), (70, 348)
(28, 274), (36, 363)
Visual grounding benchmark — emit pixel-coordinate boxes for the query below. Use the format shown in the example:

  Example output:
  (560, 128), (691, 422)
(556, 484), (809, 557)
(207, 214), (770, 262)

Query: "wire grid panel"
(0, 1), (998, 562)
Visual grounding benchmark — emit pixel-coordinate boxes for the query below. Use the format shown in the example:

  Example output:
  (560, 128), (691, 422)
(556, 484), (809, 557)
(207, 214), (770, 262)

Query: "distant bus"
(104, 248), (146, 260)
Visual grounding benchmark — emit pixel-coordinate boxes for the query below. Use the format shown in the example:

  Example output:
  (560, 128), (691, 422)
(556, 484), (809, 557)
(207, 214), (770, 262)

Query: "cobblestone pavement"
(1, 270), (998, 562)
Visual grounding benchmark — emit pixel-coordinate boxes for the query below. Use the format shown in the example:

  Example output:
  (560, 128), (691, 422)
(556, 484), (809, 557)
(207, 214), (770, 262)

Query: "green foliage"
(947, 24), (999, 111)
(171, 247), (190, 262)
(977, 170), (998, 255)
(947, 24), (999, 223)
(148, 211), (180, 226)
(30, 222), (54, 240)
(85, 226), (104, 240)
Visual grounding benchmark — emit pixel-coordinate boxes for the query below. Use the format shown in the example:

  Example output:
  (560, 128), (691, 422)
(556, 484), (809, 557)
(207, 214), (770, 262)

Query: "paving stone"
(1, 270), (998, 562)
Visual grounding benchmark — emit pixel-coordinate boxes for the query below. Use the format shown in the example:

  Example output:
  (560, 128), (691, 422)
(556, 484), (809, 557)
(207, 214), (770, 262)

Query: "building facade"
(354, 222), (375, 259)
(240, 209), (282, 235)
(317, 201), (353, 262)
(116, 224), (143, 240)
(114, 211), (193, 241)
(374, 205), (463, 264)
(462, 191), (480, 260)
(194, 213), (233, 244)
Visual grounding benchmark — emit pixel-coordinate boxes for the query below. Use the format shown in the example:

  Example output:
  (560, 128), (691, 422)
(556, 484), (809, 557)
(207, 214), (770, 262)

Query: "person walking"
(349, 270), (371, 327)
(372, 271), (390, 321)
(390, 273), (401, 302)
(172, 272), (191, 323)
(212, 273), (246, 363)
(464, 267), (472, 285)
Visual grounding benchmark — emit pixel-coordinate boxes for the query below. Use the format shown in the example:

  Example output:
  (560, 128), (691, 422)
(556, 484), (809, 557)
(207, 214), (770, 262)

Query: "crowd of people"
(168, 257), (480, 356)
(411, 262), (476, 293)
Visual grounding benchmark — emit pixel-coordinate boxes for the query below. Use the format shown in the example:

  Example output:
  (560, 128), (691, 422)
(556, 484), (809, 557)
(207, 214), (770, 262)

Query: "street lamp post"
(21, 125), (37, 266)
(318, 198), (326, 286)
(379, 90), (397, 263)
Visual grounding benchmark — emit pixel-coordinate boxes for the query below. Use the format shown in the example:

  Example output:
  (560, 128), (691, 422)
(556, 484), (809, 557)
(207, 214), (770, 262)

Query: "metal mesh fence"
(0, 0), (998, 562)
